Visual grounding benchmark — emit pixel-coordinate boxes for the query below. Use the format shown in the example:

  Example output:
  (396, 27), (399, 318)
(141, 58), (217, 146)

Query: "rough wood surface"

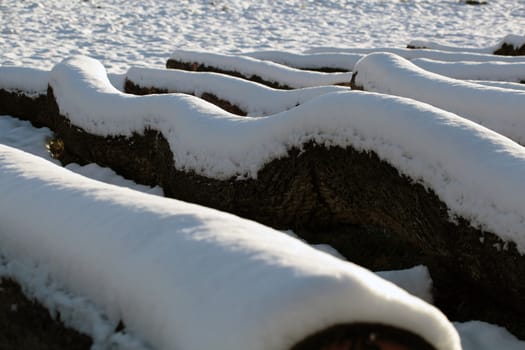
(0, 278), (92, 350)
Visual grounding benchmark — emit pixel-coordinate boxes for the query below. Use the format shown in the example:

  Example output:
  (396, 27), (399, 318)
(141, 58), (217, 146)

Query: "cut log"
(124, 79), (248, 116)
(166, 58), (293, 89)
(0, 278), (92, 350)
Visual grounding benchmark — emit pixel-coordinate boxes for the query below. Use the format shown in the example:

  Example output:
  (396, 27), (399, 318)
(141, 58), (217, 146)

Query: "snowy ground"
(2, 0), (525, 349)
(1, 0), (525, 73)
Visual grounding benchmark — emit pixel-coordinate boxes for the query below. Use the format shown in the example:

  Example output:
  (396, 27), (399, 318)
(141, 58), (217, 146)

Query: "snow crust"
(126, 67), (348, 116)
(353, 52), (525, 145)
(0, 66), (49, 97)
(0, 144), (461, 350)
(169, 50), (353, 88)
(412, 58), (525, 82)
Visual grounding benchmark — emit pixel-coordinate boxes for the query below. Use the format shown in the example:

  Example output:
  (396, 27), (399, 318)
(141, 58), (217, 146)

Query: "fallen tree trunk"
(166, 58), (293, 89)
(124, 79), (248, 116)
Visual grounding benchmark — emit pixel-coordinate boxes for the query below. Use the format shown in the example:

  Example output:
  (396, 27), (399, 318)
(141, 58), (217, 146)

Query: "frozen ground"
(1, 0), (525, 73)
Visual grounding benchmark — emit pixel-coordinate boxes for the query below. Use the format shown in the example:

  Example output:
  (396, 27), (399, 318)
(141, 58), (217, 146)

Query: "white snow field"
(0, 144), (462, 350)
(2, 0), (525, 349)
(352, 52), (525, 146)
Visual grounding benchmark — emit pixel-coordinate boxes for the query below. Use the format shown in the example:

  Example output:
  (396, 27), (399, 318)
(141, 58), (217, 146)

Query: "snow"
(168, 50), (353, 88)
(468, 80), (525, 91)
(0, 115), (163, 196)
(2, 0), (525, 348)
(407, 38), (495, 53)
(407, 34), (525, 55)
(126, 67), (349, 116)
(455, 321), (525, 350)
(0, 256), (152, 350)
(412, 58), (525, 82)
(241, 50), (359, 71)
(0, 144), (461, 350)
(353, 52), (525, 145)
(305, 46), (525, 63)
(408, 34), (525, 55)
(2, 0), (524, 73)
(282, 230), (434, 303)
(0, 66), (49, 96)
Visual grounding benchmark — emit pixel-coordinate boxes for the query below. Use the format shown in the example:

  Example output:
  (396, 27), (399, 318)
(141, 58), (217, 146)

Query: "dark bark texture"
(0, 278), (92, 350)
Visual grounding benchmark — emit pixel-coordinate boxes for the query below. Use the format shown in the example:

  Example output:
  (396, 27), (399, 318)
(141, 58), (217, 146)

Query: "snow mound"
(126, 67), (348, 117)
(44, 55), (525, 253)
(0, 144), (461, 350)
(168, 50), (353, 88)
(352, 52), (525, 145)
(412, 58), (525, 82)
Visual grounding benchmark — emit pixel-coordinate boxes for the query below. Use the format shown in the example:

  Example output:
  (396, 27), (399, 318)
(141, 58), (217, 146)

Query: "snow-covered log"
(0, 144), (460, 350)
(166, 50), (353, 89)
(411, 58), (525, 83)
(408, 34), (525, 56)
(4, 56), (525, 329)
(305, 46), (525, 63)
(351, 52), (525, 145)
(124, 67), (348, 116)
